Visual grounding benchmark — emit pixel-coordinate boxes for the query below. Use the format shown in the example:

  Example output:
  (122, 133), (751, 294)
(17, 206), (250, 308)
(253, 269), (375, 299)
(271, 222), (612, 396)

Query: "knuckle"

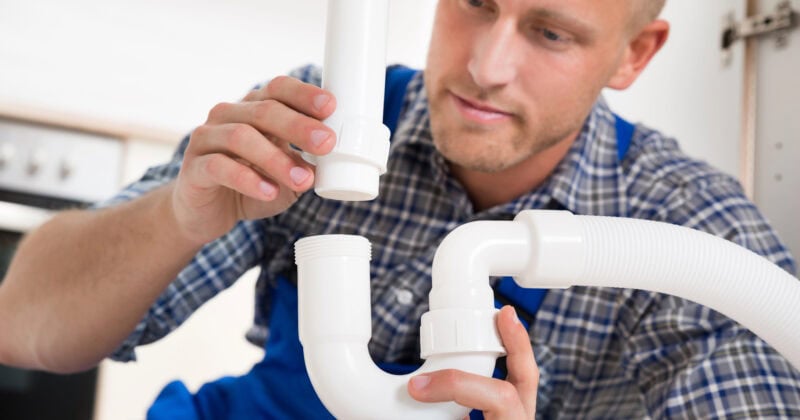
(438, 369), (460, 387)
(189, 124), (211, 146)
(497, 381), (519, 406)
(262, 145), (290, 171)
(225, 124), (251, 150)
(291, 116), (314, 140)
(244, 83), (268, 101)
(530, 373), (540, 389)
(203, 154), (224, 176)
(266, 75), (291, 97)
(252, 99), (279, 121)
(242, 89), (258, 102)
(231, 165), (254, 188)
(207, 102), (231, 121)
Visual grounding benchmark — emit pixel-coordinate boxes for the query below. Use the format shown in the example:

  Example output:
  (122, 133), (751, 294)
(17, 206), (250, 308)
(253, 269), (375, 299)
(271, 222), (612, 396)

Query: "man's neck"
(450, 135), (577, 212)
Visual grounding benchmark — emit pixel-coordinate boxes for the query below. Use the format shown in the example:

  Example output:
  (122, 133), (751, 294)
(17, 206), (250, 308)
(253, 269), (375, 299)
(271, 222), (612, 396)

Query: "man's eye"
(540, 28), (564, 42)
(467, 0), (485, 8)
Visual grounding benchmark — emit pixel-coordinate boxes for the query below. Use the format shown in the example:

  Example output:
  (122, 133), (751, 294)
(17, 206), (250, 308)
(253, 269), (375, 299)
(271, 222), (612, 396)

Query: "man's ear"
(607, 19), (670, 90)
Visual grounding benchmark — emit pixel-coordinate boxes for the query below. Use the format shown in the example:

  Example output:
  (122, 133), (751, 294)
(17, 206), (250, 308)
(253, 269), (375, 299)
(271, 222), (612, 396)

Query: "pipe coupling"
(420, 307), (505, 359)
(304, 117), (390, 201)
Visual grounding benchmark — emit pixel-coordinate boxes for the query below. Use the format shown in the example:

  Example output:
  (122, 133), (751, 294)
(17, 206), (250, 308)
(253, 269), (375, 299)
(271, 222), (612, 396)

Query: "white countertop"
(0, 100), (182, 145)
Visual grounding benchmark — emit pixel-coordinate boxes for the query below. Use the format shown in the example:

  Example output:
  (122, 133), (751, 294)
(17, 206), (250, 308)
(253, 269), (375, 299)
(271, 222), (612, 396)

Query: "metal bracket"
(722, 0), (797, 54)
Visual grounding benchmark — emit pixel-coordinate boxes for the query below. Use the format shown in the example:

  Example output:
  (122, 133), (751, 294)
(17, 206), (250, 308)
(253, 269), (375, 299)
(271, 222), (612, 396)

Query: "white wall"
(0, 0), (437, 135)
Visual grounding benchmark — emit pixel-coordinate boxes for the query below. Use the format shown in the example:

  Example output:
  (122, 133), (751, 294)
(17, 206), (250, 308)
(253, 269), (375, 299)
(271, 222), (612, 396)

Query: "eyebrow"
(526, 8), (598, 38)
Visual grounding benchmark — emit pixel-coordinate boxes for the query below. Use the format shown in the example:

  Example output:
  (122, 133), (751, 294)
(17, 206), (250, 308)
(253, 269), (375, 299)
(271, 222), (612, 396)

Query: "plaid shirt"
(99, 65), (799, 418)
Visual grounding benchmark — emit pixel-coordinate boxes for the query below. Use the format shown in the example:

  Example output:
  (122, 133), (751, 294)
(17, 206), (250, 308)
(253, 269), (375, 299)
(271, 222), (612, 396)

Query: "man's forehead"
(486, 0), (635, 23)
(505, 0), (635, 33)
(516, 7), (598, 38)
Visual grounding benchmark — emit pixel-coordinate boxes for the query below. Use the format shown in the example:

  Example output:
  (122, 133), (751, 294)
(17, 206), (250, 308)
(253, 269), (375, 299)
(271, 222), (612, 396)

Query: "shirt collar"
(540, 96), (628, 217)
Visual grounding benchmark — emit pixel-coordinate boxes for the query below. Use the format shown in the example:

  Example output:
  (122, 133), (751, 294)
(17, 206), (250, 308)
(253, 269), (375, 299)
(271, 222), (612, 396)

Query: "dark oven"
(0, 117), (123, 420)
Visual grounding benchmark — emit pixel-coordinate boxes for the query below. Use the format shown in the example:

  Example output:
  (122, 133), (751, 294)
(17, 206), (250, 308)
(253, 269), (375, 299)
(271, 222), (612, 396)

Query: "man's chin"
(438, 148), (519, 174)
(432, 133), (518, 171)
(457, 161), (511, 174)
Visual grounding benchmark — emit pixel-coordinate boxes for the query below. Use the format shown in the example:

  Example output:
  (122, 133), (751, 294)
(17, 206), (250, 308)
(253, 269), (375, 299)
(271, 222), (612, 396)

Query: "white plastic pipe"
(513, 210), (800, 369)
(303, 0), (391, 201)
(295, 235), (503, 420)
(295, 211), (800, 419)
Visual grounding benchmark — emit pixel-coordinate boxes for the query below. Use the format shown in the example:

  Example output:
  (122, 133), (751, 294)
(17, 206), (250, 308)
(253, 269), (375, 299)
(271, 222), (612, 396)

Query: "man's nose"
(467, 20), (521, 89)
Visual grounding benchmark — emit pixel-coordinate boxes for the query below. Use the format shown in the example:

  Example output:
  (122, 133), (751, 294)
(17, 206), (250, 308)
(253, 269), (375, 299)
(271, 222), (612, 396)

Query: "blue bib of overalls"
(147, 67), (636, 420)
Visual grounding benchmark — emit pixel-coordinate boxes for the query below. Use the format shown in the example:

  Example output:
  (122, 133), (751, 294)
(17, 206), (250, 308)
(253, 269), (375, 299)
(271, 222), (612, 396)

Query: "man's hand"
(172, 76), (337, 244)
(408, 305), (539, 419)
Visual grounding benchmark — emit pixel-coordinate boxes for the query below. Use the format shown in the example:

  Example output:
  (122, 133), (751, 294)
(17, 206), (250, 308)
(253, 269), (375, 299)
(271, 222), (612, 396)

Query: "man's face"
(425, 0), (635, 173)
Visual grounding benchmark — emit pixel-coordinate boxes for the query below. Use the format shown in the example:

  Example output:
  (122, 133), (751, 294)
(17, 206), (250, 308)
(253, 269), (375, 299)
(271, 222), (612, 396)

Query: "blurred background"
(0, 1), (797, 419)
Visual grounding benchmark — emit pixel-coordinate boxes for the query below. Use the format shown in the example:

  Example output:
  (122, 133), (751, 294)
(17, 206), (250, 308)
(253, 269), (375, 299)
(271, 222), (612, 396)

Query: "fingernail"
(259, 181), (277, 198)
(313, 94), (331, 111)
(410, 375), (431, 390)
(290, 167), (311, 185)
(511, 307), (521, 325)
(310, 130), (330, 147)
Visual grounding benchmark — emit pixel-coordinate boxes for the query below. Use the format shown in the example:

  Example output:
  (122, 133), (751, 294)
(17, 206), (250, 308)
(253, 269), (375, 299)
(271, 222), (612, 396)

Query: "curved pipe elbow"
(430, 220), (532, 310)
(303, 343), (496, 420)
(295, 235), (500, 419)
(295, 219), (541, 418)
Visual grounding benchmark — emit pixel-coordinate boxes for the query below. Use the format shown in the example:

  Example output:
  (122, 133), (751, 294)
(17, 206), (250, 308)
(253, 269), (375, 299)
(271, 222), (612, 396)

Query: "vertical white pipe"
(306, 0), (391, 202)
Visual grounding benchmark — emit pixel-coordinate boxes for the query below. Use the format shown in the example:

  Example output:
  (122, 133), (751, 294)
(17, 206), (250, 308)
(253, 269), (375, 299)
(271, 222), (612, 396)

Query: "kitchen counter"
(0, 100), (182, 145)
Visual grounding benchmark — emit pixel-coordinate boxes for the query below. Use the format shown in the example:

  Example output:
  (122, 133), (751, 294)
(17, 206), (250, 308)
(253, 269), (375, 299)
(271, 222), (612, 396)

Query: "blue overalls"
(147, 66), (635, 420)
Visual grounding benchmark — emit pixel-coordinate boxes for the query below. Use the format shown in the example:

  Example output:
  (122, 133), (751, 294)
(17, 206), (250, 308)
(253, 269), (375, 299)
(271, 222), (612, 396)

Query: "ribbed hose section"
(577, 216), (800, 370)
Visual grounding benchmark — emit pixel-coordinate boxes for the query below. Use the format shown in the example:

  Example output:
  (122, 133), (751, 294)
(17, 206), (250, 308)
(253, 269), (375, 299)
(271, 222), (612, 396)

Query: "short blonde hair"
(632, 0), (666, 31)
(641, 0), (666, 21)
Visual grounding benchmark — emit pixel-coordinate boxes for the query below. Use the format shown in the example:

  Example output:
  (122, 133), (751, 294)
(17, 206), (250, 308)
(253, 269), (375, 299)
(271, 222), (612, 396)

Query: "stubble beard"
(429, 103), (569, 174)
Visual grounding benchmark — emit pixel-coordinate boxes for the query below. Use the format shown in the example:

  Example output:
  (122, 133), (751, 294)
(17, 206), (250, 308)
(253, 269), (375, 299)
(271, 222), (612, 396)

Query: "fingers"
(497, 305), (539, 416)
(408, 306), (538, 419)
(195, 75), (336, 198)
(244, 76), (337, 119)
(408, 369), (527, 418)
(237, 76), (337, 155)
(189, 123), (314, 193)
(206, 100), (336, 156)
(264, 75), (337, 119)
(191, 153), (279, 202)
(172, 75), (334, 243)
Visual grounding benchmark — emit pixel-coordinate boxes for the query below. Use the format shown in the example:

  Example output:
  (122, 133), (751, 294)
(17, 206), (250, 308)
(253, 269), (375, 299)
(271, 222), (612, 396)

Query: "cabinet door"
(753, 0), (800, 263)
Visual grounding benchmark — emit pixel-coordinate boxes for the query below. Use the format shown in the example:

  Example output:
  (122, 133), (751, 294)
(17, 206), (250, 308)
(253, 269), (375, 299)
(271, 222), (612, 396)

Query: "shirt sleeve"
(92, 134), (267, 362)
(624, 173), (800, 417)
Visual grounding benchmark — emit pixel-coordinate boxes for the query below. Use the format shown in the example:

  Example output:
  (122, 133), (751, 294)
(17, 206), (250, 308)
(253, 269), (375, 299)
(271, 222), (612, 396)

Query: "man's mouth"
(450, 92), (514, 124)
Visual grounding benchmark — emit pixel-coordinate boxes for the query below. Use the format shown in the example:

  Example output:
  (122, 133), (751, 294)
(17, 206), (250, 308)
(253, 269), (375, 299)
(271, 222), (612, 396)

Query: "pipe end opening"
(295, 234), (372, 264)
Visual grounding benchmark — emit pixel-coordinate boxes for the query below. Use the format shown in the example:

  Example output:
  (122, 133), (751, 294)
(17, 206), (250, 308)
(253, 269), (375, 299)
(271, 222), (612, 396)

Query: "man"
(1, 0), (798, 418)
